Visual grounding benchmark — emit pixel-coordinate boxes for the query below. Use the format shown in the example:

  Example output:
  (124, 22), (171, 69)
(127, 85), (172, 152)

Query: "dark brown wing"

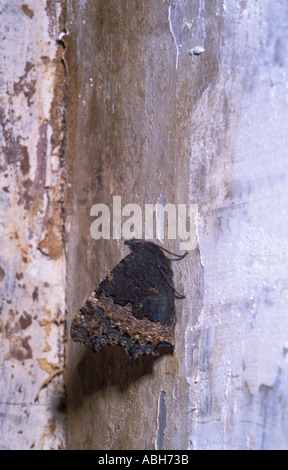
(96, 243), (176, 326)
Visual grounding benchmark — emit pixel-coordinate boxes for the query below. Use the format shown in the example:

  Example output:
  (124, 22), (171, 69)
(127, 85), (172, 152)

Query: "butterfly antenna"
(158, 246), (188, 261)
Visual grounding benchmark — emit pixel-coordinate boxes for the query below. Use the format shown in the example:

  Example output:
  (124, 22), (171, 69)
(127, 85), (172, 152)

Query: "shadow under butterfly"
(71, 239), (187, 359)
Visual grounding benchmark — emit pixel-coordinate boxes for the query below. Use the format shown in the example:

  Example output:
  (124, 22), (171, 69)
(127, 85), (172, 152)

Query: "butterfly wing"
(71, 241), (182, 359)
(96, 245), (175, 325)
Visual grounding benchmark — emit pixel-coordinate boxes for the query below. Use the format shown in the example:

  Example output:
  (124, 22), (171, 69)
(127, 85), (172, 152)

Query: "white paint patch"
(168, 6), (180, 70)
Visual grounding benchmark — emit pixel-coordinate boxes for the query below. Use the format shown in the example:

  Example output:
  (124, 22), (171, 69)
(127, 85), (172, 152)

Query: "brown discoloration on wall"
(10, 335), (33, 361)
(13, 61), (37, 107)
(19, 312), (33, 330)
(45, 0), (57, 40)
(0, 108), (30, 173)
(0, 266), (5, 282)
(38, 305), (65, 355)
(59, 32), (81, 212)
(0, 310), (33, 361)
(66, 0), (204, 450)
(21, 4), (34, 19)
(32, 286), (39, 302)
(35, 357), (65, 401)
(37, 231), (63, 259)
(33, 121), (48, 201)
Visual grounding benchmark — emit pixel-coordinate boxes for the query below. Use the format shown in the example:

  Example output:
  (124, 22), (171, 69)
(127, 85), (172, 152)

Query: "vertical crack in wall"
(168, 5), (180, 70)
(156, 391), (167, 450)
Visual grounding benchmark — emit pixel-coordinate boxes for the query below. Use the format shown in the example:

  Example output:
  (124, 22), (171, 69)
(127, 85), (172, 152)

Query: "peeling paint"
(0, 0), (66, 450)
(35, 357), (65, 402)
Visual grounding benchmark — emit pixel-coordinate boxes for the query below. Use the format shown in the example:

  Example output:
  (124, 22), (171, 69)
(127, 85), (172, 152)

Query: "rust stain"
(38, 229), (63, 260)
(38, 305), (65, 353)
(39, 308), (53, 337)
(43, 340), (52, 353)
(37, 357), (62, 374)
(22, 254), (29, 264)
(12, 231), (30, 265)
(35, 357), (64, 401)
(21, 4), (34, 19)
(39, 307), (64, 337)
(39, 418), (58, 450)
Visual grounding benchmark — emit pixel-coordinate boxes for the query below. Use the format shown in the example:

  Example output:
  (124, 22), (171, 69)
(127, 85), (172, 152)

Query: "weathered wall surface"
(65, 0), (288, 450)
(187, 0), (288, 449)
(2, 0), (288, 451)
(0, 1), (66, 449)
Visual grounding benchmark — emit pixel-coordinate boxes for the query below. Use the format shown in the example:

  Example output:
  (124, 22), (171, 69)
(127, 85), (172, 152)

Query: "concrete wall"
(65, 0), (288, 450)
(1, 0), (288, 450)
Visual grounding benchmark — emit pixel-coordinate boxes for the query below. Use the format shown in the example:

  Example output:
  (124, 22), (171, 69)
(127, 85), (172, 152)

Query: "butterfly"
(71, 239), (187, 359)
